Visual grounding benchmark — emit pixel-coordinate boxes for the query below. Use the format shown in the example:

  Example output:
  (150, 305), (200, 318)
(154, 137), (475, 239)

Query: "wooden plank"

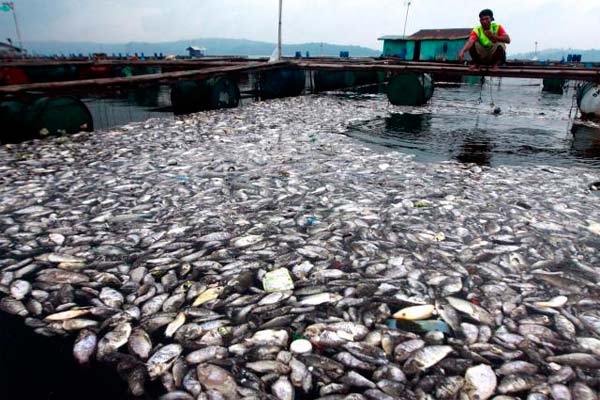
(0, 61), (292, 96)
(294, 61), (600, 82)
(0, 59), (263, 68)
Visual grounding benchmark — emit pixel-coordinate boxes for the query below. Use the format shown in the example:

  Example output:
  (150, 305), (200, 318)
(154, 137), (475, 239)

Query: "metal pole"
(5, 2), (23, 53)
(402, 1), (412, 38)
(277, 0), (282, 60)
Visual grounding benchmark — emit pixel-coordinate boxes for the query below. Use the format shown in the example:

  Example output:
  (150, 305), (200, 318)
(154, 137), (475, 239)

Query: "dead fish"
(533, 296), (568, 308)
(49, 233), (66, 246)
(192, 287), (223, 307)
(147, 344), (183, 379)
(497, 375), (541, 394)
(36, 269), (89, 284)
(404, 345), (453, 374)
(128, 328), (153, 360)
(497, 361), (539, 376)
(196, 364), (239, 399)
(198, 232), (233, 242)
(245, 329), (289, 347)
(393, 304), (435, 320)
(546, 353), (600, 368)
(341, 370), (376, 388)
(62, 318), (98, 330)
(0, 297), (28, 316)
(97, 322), (132, 360)
(464, 364), (497, 400)
(73, 329), (97, 364)
(272, 376), (294, 400)
(165, 312), (186, 338)
(45, 308), (92, 321)
(9, 280), (31, 300)
(99, 287), (124, 308)
(186, 346), (228, 364)
(47, 254), (86, 264)
(299, 293), (342, 305)
(446, 297), (494, 325)
(394, 339), (425, 362)
(231, 234), (263, 248)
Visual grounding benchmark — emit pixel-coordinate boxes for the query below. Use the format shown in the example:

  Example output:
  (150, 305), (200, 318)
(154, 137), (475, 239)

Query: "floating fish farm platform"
(1, 57), (600, 400)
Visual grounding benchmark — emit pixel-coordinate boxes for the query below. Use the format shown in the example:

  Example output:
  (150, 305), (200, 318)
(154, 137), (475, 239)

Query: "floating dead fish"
(446, 297), (493, 325)
(45, 308), (92, 321)
(393, 305), (435, 320)
(404, 345), (453, 374)
(464, 364), (497, 400)
(1, 94), (600, 400)
(73, 329), (97, 364)
(533, 295), (568, 308)
(192, 287), (223, 307)
(147, 344), (183, 379)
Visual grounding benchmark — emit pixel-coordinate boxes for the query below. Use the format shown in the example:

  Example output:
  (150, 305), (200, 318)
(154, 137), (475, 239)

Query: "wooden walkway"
(1, 58), (598, 98)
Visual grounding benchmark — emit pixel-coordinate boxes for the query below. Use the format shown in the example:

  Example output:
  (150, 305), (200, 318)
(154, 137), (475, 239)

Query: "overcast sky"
(1, 0), (598, 54)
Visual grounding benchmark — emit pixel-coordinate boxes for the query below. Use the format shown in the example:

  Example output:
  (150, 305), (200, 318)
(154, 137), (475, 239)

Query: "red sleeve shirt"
(470, 25), (507, 41)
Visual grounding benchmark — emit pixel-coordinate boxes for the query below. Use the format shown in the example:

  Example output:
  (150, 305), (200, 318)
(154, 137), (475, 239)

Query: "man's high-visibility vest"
(474, 22), (500, 48)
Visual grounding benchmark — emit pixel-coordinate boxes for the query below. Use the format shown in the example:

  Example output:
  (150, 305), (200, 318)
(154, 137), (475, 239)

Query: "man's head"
(479, 9), (494, 29)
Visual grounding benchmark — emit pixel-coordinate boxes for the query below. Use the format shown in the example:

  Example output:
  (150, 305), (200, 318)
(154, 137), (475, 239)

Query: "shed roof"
(377, 35), (409, 41)
(408, 29), (472, 40)
(379, 29), (472, 42)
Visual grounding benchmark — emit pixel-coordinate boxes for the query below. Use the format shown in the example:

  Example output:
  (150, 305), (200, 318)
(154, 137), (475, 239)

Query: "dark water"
(83, 85), (175, 131)
(346, 78), (600, 168)
(0, 313), (134, 400)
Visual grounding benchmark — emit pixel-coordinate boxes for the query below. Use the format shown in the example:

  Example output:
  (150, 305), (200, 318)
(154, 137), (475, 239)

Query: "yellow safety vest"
(474, 22), (500, 48)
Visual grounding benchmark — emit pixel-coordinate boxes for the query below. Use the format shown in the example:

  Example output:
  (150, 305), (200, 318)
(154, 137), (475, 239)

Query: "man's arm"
(458, 37), (477, 61)
(485, 26), (511, 44)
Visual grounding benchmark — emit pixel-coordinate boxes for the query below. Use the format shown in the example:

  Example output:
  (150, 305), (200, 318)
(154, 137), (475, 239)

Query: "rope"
(566, 86), (578, 135)
(488, 77), (495, 107)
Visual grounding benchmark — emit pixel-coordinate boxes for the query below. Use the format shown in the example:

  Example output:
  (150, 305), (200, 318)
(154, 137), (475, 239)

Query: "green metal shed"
(379, 28), (472, 61)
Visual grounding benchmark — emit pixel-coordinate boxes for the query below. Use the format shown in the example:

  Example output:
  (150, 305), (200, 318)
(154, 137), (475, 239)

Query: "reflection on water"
(455, 135), (493, 166)
(346, 79), (600, 169)
(571, 124), (600, 161)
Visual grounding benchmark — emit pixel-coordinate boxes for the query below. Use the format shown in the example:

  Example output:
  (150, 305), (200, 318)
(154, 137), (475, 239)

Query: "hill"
(24, 38), (381, 58)
(511, 48), (600, 62)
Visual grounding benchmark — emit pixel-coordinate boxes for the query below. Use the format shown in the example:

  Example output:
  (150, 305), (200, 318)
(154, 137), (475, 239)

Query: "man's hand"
(484, 30), (497, 43)
(458, 50), (465, 61)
